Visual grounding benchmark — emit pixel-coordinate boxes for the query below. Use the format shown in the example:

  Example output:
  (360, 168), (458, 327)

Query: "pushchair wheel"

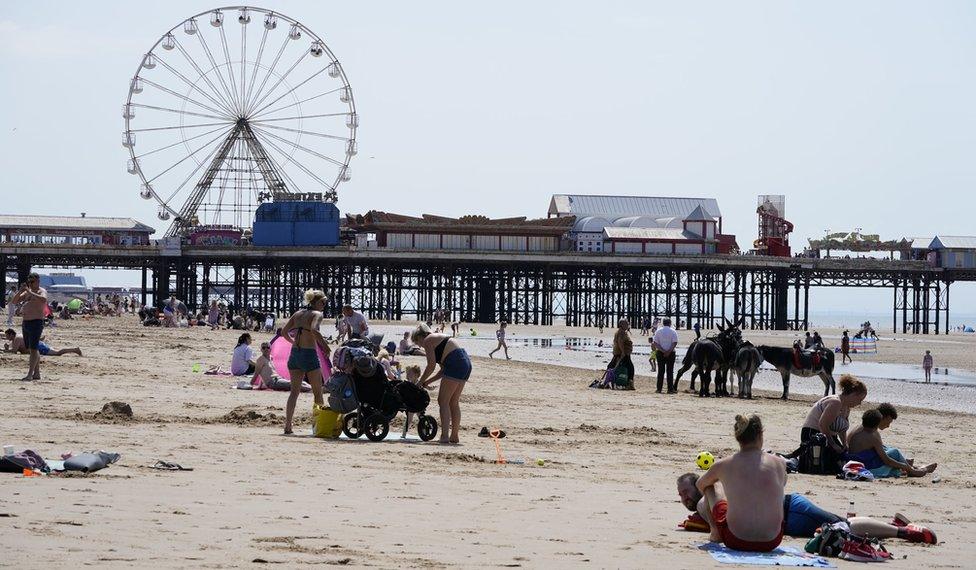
(418, 414), (438, 442)
(342, 412), (363, 439)
(364, 413), (389, 442)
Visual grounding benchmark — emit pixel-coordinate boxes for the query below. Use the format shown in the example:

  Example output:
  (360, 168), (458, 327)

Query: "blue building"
(252, 201), (340, 247)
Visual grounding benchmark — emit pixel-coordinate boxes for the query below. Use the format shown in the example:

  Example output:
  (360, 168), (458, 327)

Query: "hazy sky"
(1, 1), (974, 316)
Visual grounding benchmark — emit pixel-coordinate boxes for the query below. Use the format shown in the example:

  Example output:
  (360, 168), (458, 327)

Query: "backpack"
(806, 522), (891, 562)
(797, 432), (839, 475)
(325, 372), (358, 413)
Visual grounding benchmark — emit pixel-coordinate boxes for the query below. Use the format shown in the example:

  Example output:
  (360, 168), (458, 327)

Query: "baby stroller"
(340, 353), (438, 442)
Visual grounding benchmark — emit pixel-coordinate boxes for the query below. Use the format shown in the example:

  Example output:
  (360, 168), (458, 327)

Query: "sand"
(1, 316), (974, 568)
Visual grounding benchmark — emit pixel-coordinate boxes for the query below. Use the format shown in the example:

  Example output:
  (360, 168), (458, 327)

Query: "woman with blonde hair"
(279, 289), (332, 435)
(412, 322), (471, 443)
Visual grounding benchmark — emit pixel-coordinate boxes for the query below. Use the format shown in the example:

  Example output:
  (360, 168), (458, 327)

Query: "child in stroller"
(340, 353), (438, 442)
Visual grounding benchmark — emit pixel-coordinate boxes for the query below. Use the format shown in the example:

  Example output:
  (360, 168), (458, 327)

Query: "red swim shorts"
(711, 500), (784, 552)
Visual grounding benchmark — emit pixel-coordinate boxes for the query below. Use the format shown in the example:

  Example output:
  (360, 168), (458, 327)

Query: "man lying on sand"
(677, 473), (938, 543)
(846, 406), (937, 478)
(4, 329), (82, 357)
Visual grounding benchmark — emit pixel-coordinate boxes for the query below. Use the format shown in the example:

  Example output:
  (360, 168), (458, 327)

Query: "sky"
(1, 1), (974, 318)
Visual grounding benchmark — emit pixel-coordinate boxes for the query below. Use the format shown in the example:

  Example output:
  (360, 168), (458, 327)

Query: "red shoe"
(892, 512), (911, 527)
(902, 524), (937, 544)
(839, 538), (892, 562)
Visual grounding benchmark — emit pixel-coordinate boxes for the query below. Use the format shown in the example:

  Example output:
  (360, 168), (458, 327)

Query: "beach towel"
(699, 543), (833, 567)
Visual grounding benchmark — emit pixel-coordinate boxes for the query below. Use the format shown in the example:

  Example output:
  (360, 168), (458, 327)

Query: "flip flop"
(150, 460), (193, 471)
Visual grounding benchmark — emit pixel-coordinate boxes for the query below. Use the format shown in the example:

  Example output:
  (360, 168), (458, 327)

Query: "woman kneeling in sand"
(413, 323), (471, 444)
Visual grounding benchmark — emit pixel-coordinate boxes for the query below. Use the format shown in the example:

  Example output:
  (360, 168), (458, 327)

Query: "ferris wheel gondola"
(123, 5), (358, 235)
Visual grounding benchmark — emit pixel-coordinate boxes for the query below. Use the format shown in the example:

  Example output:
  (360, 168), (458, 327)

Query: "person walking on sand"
(841, 330), (852, 364)
(280, 290), (331, 435)
(10, 273), (47, 381)
(413, 323), (472, 444)
(922, 350), (933, 383)
(489, 321), (510, 360)
(652, 317), (678, 393)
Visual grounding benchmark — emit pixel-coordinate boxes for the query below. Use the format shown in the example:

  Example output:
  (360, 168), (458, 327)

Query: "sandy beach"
(2, 317), (975, 568)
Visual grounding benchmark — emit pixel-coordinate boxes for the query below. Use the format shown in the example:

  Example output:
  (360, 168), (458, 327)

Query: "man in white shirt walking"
(652, 317), (679, 393)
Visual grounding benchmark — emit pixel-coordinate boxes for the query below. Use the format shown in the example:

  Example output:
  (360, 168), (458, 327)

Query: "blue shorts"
(441, 348), (472, 381)
(37, 342), (51, 356)
(22, 319), (44, 350)
(784, 494), (843, 538)
(287, 347), (320, 372)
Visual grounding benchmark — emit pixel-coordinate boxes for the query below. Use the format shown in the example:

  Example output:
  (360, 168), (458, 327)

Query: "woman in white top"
(231, 333), (256, 376)
(800, 374), (867, 454)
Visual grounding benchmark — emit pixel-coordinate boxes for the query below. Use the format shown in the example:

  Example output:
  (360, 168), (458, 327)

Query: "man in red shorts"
(696, 414), (786, 552)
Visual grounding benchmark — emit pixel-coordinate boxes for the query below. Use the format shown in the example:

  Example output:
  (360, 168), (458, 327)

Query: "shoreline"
(371, 322), (976, 415)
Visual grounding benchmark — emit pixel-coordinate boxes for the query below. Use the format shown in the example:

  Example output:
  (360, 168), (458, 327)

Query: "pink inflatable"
(269, 335), (332, 379)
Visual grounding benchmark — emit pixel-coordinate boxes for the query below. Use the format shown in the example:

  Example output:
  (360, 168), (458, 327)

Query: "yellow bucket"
(312, 403), (343, 439)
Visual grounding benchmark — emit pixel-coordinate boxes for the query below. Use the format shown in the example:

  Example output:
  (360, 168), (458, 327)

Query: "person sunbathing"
(250, 342), (309, 392)
(695, 414), (786, 552)
(4, 329), (81, 356)
(846, 408), (937, 478)
(676, 473), (937, 543)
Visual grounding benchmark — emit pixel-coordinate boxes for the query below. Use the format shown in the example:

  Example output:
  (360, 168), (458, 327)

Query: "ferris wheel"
(123, 5), (358, 237)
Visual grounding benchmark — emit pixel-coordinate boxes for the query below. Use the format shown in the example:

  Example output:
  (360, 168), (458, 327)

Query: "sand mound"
(216, 406), (284, 426)
(99, 401), (133, 418)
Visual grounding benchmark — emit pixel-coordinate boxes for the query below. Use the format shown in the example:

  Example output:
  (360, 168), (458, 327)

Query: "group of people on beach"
(274, 292), (472, 444)
(673, 370), (941, 555)
(676, 411), (938, 555)
(2, 273), (83, 381)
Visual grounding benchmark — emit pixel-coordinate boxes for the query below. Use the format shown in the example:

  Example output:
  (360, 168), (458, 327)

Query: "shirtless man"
(677, 473), (938, 543)
(4, 329), (81, 357)
(696, 414), (786, 552)
(11, 273), (47, 381)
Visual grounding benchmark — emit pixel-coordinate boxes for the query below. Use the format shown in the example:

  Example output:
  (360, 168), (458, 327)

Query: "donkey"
(675, 338), (724, 397)
(757, 345), (835, 400)
(732, 341), (763, 399)
(675, 321), (742, 397)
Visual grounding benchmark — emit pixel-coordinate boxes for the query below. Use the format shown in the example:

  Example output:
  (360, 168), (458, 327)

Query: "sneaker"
(902, 524), (937, 544)
(839, 538), (891, 562)
(892, 512), (911, 527)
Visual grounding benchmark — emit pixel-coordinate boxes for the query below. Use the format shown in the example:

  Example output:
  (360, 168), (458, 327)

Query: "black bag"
(797, 432), (840, 475)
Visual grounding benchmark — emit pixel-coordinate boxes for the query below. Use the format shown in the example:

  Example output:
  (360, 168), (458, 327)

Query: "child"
(922, 350), (933, 383)
(489, 321), (510, 360)
(402, 364), (423, 438)
(648, 343), (657, 372)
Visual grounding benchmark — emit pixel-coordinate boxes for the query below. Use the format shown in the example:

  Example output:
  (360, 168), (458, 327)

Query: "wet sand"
(1, 317), (973, 568)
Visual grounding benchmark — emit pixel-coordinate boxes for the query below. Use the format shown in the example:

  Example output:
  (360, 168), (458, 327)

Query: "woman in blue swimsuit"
(280, 289), (331, 435)
(413, 323), (472, 444)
